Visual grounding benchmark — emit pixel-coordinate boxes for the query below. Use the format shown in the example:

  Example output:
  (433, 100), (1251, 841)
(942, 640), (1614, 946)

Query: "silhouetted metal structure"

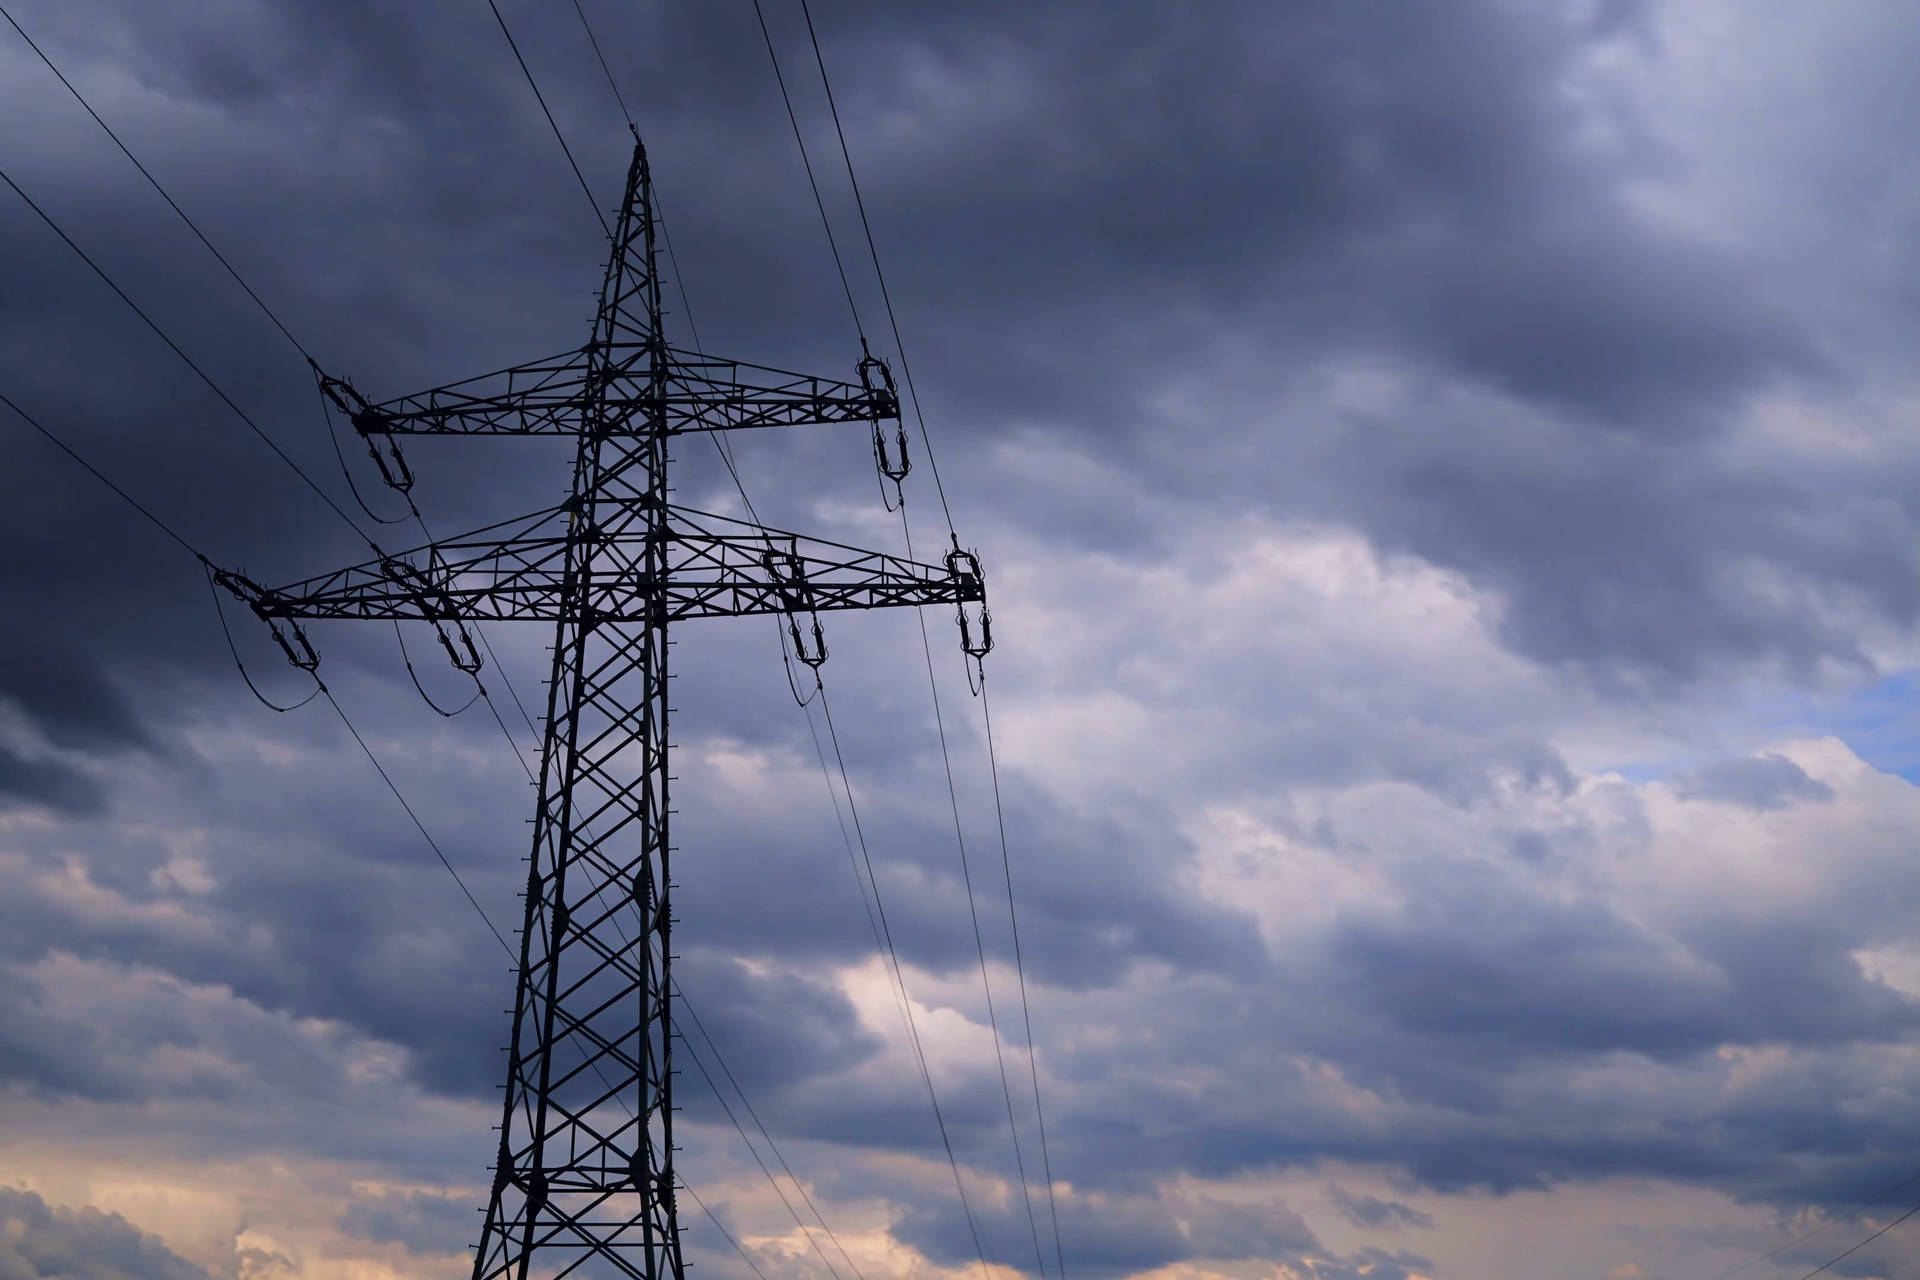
(219, 141), (984, 1280)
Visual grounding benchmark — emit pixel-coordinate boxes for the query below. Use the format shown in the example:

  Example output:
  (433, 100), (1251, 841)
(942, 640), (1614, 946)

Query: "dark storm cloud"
(8, 0), (1920, 1275)
(0, 1187), (210, 1280)
(0, 0), (1861, 753)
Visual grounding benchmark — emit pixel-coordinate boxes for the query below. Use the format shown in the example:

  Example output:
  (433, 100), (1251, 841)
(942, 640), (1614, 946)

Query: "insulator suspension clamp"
(788, 615), (828, 669)
(313, 360), (413, 494)
(945, 546), (993, 693)
(858, 345), (910, 508)
(381, 555), (484, 675)
(763, 546), (829, 669)
(213, 568), (321, 672)
(871, 419), (911, 484)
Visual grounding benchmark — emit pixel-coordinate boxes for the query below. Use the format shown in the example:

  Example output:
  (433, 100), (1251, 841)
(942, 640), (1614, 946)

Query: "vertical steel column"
(475, 144), (683, 1280)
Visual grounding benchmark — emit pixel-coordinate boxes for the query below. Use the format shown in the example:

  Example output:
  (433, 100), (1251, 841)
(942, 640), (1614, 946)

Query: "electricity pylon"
(218, 140), (985, 1280)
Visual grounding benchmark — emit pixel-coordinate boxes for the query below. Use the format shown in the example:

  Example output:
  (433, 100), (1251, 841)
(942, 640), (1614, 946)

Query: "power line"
(779, 10), (1064, 1261)
(0, 2), (312, 363)
(750, 0), (865, 340)
(485, 0), (611, 238)
(0, 384), (509, 966)
(897, 510), (1048, 1280)
(345, 28), (885, 1259)
(318, 389), (416, 526)
(323, 684), (513, 953)
(393, 619), (482, 717)
(0, 161), (372, 542)
(0, 389), (204, 561)
(8, 308), (843, 1280)
(634, 97), (996, 1280)
(0, 7), (462, 582)
(568, 0), (635, 131)
(983, 681), (1066, 1280)
(742, 12), (1022, 1275)
(796, 0), (955, 539)
(468, 597), (873, 1280)
(1, 0), (583, 938)
(682, 1180), (772, 1280)
(677, 982), (870, 1280)
(816, 685), (999, 1280)
(7, 0), (660, 790)
(1700, 1170), (1920, 1280)
(678, 1022), (852, 1280)
(1793, 1198), (1920, 1279)
(647, 139), (968, 1280)
(16, 24), (996, 1270)
(205, 571), (324, 714)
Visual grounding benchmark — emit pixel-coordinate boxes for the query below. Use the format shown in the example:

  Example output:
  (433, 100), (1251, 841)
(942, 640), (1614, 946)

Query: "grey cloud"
(1306, 1249), (1434, 1280)
(1327, 1187), (1433, 1231)
(1674, 753), (1836, 810)
(0, 745), (102, 814)
(0, 636), (152, 754)
(892, 1181), (1432, 1280)
(674, 952), (884, 1101)
(337, 1188), (474, 1254)
(1329, 853), (1920, 1075)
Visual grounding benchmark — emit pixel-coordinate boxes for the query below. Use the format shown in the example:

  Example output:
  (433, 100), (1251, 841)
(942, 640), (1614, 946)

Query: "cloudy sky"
(6, 1), (1920, 1278)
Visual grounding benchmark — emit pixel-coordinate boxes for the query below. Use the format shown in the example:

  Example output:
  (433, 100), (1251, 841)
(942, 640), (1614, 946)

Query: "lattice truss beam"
(328, 345), (897, 437)
(220, 502), (982, 624)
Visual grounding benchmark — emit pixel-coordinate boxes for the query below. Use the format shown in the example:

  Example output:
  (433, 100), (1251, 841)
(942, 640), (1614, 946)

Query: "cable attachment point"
(765, 546), (827, 669)
(381, 552), (486, 701)
(766, 546), (828, 699)
(208, 567), (323, 713)
(313, 361), (414, 495)
(856, 339), (900, 420)
(945, 546), (993, 694)
(858, 344), (911, 510)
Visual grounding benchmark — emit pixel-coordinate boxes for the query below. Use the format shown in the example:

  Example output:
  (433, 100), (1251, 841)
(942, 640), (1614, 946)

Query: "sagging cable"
(380, 551), (486, 716)
(207, 566), (322, 712)
(395, 620), (482, 718)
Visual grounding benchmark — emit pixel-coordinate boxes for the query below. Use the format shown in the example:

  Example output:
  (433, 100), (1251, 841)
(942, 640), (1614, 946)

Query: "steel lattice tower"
(220, 141), (984, 1280)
